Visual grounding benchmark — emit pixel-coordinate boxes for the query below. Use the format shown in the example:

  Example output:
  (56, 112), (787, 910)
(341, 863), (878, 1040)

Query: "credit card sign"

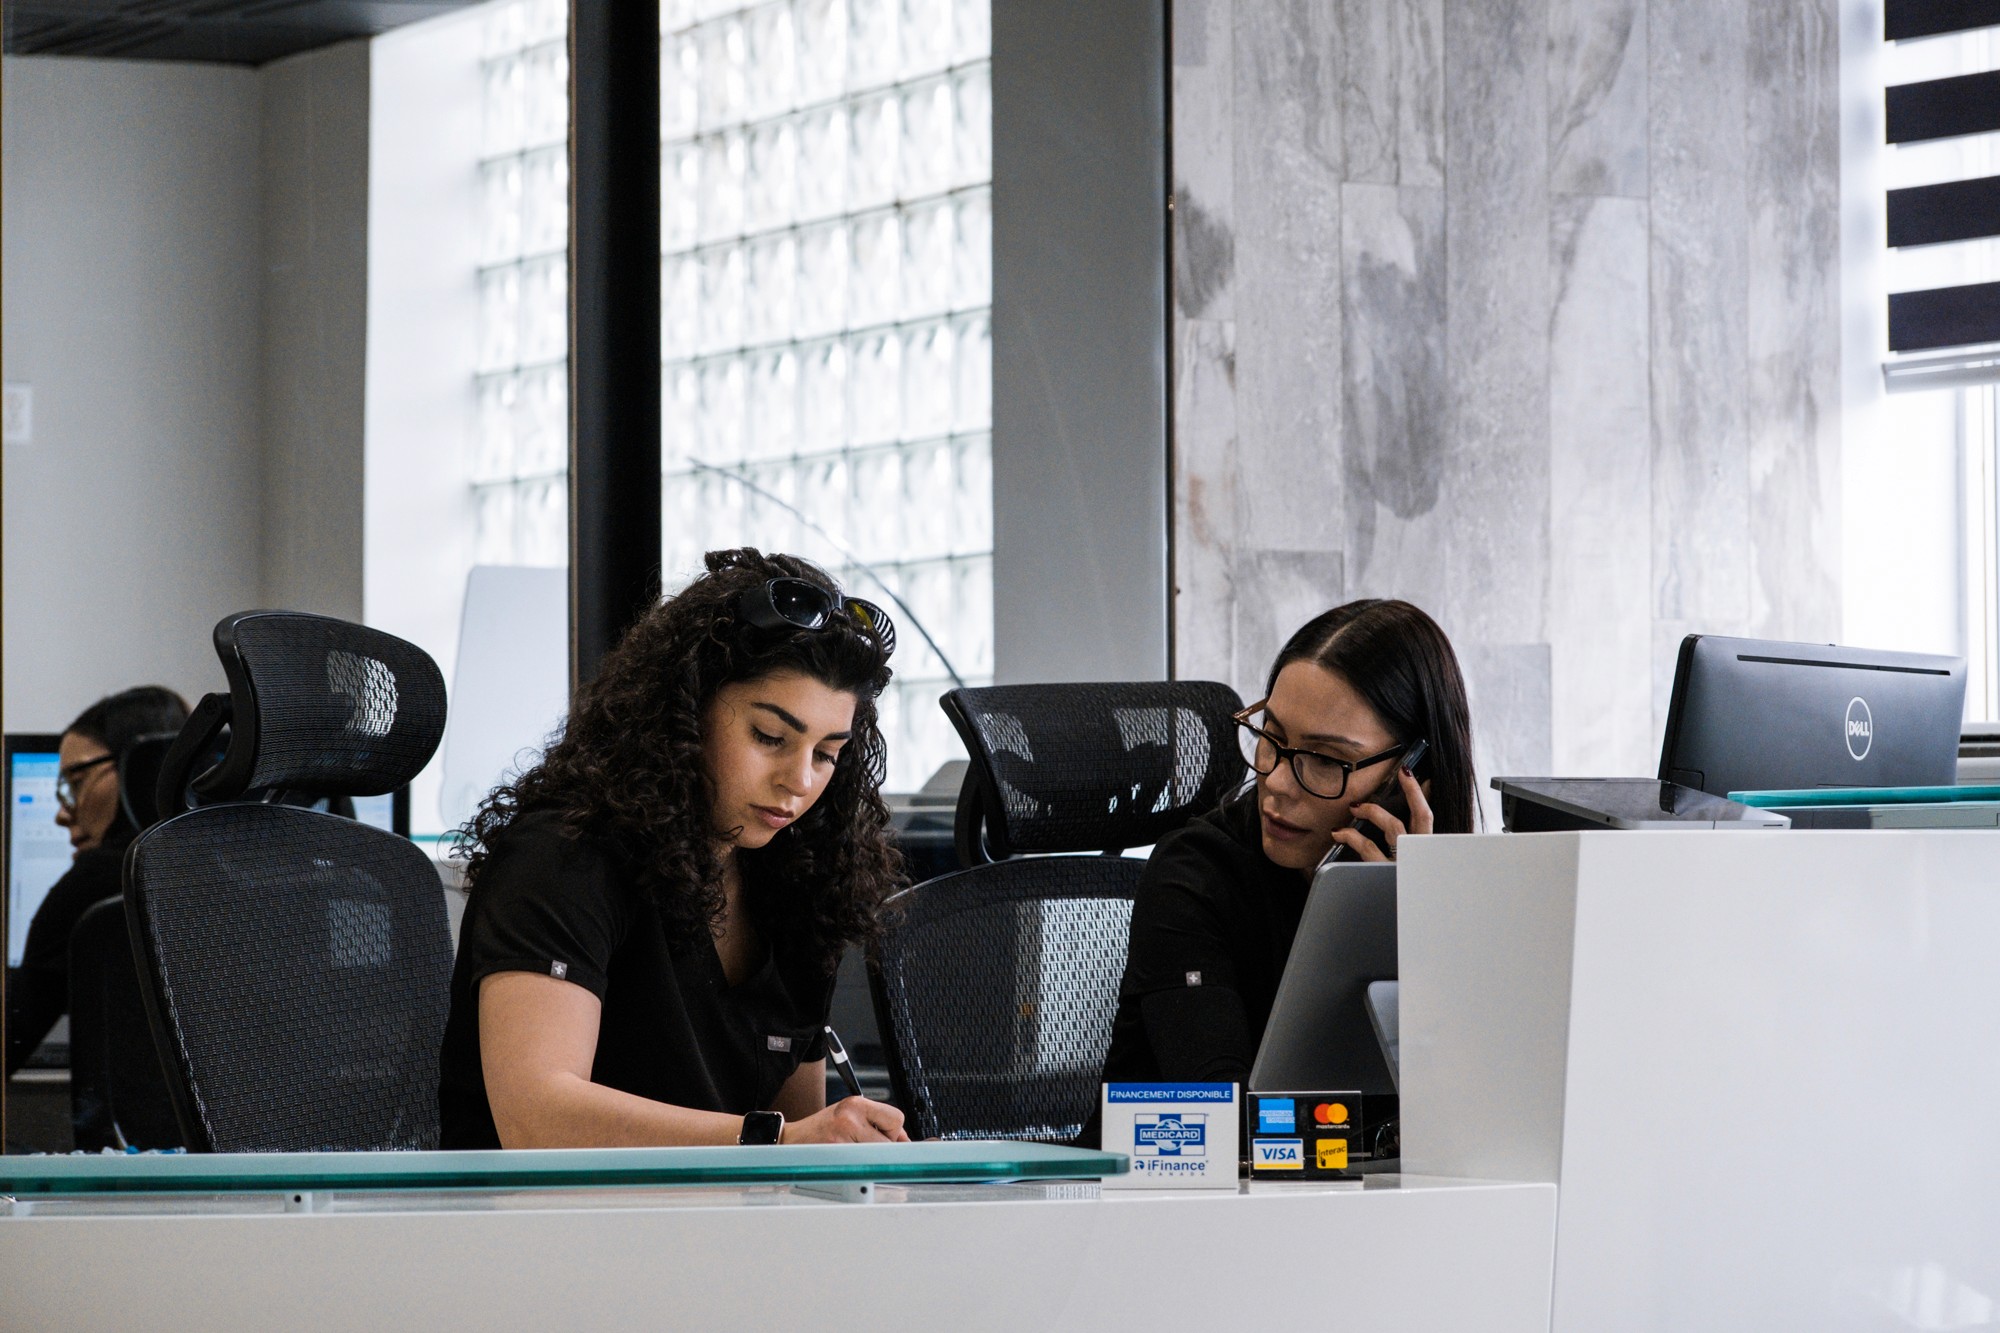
(1248, 1091), (1362, 1178)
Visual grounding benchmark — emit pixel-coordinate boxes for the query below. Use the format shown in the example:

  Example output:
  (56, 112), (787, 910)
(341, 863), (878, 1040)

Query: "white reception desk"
(1398, 828), (2000, 1332)
(5, 828), (1996, 1330)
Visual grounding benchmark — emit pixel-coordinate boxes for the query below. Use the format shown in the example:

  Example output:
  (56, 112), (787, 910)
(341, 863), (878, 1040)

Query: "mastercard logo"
(1312, 1102), (1349, 1126)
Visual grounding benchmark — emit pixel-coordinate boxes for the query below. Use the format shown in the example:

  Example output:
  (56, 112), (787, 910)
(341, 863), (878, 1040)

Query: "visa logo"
(1256, 1100), (1295, 1134)
(1252, 1139), (1304, 1169)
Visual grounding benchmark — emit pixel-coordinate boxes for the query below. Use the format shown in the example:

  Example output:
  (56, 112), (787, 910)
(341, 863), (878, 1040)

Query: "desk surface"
(0, 1174), (1557, 1331)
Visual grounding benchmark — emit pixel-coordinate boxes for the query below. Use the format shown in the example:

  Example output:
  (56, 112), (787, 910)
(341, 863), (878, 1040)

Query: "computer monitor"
(347, 787), (411, 838)
(1658, 635), (1966, 797)
(6, 733), (69, 968)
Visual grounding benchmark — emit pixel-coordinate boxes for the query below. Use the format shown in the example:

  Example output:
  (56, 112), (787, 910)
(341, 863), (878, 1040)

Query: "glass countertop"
(0, 1141), (1127, 1198)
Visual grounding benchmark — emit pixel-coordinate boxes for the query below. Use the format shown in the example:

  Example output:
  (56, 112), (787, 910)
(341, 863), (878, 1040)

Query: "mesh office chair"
(124, 611), (452, 1152)
(869, 681), (1245, 1141)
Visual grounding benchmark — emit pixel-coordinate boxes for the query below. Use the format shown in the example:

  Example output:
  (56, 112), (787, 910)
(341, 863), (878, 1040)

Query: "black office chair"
(124, 610), (452, 1152)
(869, 681), (1245, 1141)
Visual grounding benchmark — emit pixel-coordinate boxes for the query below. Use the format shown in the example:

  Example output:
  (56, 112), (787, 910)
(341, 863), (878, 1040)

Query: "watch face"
(740, 1110), (784, 1145)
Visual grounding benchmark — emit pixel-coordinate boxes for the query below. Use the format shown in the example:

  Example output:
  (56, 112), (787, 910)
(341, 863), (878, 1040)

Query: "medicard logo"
(1133, 1113), (1207, 1157)
(1846, 696), (1873, 761)
(1252, 1139), (1304, 1170)
(1257, 1100), (1296, 1134)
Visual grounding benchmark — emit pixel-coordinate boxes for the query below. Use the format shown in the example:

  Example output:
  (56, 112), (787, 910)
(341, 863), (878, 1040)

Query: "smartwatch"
(738, 1110), (785, 1145)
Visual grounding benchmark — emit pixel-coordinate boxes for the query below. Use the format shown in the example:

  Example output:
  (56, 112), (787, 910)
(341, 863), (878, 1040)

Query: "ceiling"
(4, 0), (483, 66)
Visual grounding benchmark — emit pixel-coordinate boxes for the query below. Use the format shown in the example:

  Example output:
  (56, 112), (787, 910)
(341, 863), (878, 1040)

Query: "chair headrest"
(941, 680), (1247, 860)
(186, 611), (447, 802)
(117, 732), (181, 833)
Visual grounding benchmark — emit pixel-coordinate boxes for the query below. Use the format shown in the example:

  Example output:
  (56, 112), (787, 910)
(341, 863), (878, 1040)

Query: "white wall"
(1, 48), (371, 734)
(364, 11), (488, 834)
(2, 56), (265, 730)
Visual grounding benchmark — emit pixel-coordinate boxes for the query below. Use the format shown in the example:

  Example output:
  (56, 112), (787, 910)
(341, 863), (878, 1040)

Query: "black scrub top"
(1098, 796), (1313, 1088)
(437, 811), (835, 1149)
(5, 843), (124, 1077)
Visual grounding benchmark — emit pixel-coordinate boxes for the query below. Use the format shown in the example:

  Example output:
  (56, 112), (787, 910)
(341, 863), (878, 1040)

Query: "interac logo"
(1846, 696), (1873, 761)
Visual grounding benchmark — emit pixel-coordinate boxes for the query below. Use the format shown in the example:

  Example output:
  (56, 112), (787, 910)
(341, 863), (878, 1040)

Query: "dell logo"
(1845, 697), (1873, 761)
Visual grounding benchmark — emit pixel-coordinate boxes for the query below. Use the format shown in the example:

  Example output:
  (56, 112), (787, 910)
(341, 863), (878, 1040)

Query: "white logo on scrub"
(1846, 697), (1873, 761)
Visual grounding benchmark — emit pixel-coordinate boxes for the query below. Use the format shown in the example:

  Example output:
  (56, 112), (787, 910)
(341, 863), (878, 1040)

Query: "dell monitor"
(1659, 635), (1966, 797)
(6, 733), (69, 968)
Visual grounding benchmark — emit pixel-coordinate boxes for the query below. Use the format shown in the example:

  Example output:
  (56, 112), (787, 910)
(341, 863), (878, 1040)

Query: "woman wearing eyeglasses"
(439, 549), (910, 1149)
(1093, 599), (1475, 1100)
(5, 685), (190, 1077)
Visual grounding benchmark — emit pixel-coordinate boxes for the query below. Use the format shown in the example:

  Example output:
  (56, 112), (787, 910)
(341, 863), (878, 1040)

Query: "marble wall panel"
(1340, 181), (1450, 617)
(1459, 641), (1552, 829)
(1547, 0), (1648, 198)
(1174, 0), (1237, 324)
(1745, 0), (1841, 642)
(1649, 0), (1750, 627)
(1233, 548), (1349, 700)
(1168, 0), (1842, 783)
(1174, 317), (1240, 684)
(1442, 0), (1551, 646)
(1231, 0), (1345, 554)
(1340, 0), (1445, 187)
(1549, 194), (1653, 775)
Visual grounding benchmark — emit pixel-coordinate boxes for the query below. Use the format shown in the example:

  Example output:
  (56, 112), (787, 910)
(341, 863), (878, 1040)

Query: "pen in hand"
(824, 1024), (865, 1100)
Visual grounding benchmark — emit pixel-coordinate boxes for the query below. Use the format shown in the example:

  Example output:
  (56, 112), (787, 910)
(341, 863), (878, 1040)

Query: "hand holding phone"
(1321, 739), (1430, 867)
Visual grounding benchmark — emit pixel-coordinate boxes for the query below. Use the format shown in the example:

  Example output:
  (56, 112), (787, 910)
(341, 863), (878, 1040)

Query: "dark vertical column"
(990, 0), (1169, 685)
(569, 0), (662, 692)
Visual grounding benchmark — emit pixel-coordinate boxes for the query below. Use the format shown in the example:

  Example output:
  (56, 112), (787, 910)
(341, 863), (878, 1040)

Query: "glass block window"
(660, 0), (994, 793)
(474, 0), (570, 568)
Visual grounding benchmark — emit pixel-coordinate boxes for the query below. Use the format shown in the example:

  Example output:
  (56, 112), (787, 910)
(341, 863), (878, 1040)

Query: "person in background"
(5, 685), (190, 1076)
(1096, 599), (1476, 1094)
(439, 548), (910, 1148)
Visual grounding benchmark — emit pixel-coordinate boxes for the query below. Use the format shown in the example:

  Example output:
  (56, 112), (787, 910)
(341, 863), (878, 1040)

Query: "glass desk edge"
(0, 1142), (1130, 1197)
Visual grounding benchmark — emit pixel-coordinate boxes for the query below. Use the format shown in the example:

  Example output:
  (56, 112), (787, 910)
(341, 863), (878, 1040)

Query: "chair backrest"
(124, 611), (453, 1152)
(941, 680), (1246, 864)
(868, 681), (1246, 1141)
(869, 856), (1142, 1142)
(67, 896), (183, 1151)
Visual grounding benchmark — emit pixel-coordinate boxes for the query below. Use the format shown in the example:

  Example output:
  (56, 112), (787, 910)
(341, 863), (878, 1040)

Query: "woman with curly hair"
(438, 549), (910, 1148)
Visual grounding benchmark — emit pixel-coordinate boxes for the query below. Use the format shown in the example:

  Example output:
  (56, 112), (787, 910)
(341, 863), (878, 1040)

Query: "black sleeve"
(6, 852), (122, 1076)
(798, 968), (837, 1063)
(456, 817), (633, 1000)
(1120, 831), (1258, 1084)
(6, 965), (66, 1077)
(19, 850), (120, 974)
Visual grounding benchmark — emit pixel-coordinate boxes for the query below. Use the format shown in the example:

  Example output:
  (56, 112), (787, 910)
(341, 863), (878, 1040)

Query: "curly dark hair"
(457, 548), (903, 973)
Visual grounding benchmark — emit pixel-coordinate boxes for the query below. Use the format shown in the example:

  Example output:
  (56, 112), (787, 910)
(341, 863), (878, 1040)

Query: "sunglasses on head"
(737, 577), (897, 657)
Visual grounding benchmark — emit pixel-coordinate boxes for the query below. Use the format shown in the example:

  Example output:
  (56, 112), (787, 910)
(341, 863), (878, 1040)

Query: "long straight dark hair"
(1262, 599), (1477, 833)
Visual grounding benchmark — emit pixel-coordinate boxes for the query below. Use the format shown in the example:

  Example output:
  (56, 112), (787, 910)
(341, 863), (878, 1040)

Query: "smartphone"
(1320, 739), (1429, 866)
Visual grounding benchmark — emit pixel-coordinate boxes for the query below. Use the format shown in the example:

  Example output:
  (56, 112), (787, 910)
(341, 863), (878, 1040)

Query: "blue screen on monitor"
(9, 750), (69, 967)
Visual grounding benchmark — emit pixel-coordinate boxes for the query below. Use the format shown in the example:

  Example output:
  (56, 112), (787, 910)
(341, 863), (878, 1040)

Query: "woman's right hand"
(782, 1096), (910, 1143)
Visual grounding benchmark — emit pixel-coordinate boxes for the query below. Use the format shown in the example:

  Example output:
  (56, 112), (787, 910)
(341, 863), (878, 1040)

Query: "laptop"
(1249, 860), (1398, 1099)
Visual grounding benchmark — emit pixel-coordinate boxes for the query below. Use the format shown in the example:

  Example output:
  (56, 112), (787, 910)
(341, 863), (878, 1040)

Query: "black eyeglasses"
(55, 754), (117, 813)
(737, 577), (897, 657)
(1232, 702), (1409, 801)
